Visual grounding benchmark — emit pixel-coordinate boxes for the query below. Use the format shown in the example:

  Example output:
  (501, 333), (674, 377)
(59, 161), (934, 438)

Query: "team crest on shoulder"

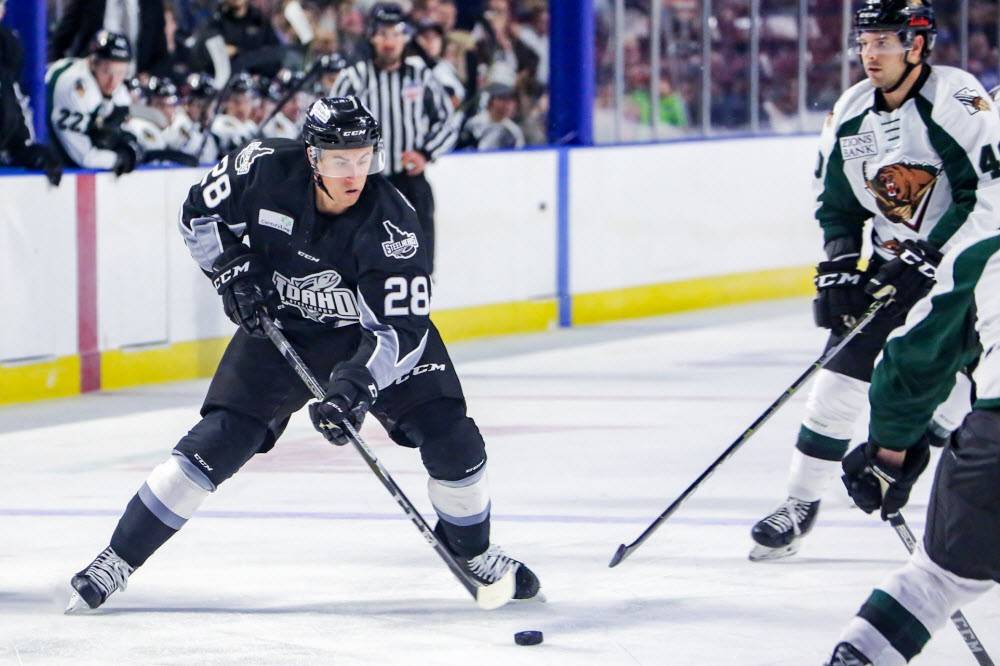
(381, 220), (419, 259)
(863, 161), (940, 231)
(235, 140), (275, 175)
(953, 87), (991, 115)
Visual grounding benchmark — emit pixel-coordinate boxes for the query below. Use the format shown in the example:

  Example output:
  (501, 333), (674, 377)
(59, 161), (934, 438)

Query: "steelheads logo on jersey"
(953, 87), (991, 115)
(235, 140), (275, 175)
(272, 270), (359, 323)
(381, 220), (419, 259)
(863, 161), (940, 230)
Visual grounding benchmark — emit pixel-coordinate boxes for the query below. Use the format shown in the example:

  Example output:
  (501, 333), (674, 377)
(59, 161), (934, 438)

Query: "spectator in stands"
(458, 81), (523, 150)
(49, 0), (168, 76)
(512, 2), (546, 86)
(412, 19), (465, 107)
(192, 0), (282, 78)
(0, 3), (62, 185)
(149, 1), (195, 85)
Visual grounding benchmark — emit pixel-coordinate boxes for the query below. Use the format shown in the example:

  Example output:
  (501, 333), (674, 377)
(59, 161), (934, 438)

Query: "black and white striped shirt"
(332, 56), (457, 176)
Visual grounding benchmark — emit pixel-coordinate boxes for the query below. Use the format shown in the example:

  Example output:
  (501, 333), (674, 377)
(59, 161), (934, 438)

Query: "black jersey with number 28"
(178, 137), (431, 391)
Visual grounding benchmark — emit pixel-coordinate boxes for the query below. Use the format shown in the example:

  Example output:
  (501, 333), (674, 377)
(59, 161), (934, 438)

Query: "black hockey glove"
(865, 239), (943, 315)
(841, 437), (930, 520)
(308, 364), (379, 446)
(111, 132), (143, 176)
(16, 143), (63, 186)
(210, 245), (279, 337)
(812, 258), (868, 335)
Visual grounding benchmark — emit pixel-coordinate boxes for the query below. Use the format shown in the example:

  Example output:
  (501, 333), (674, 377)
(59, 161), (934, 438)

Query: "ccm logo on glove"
(815, 272), (862, 288)
(212, 261), (251, 290)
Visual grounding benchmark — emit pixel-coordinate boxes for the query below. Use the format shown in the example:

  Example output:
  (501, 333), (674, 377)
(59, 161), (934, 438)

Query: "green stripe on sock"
(858, 589), (931, 661)
(796, 426), (849, 461)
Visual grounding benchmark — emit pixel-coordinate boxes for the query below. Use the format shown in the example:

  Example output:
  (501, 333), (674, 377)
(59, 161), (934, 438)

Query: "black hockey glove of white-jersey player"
(309, 364), (378, 446)
(210, 245), (279, 338)
(865, 239), (943, 314)
(841, 438), (930, 520)
(813, 257), (868, 335)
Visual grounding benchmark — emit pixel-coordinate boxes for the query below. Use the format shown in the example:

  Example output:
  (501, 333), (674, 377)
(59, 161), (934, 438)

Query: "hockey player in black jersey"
(66, 96), (540, 612)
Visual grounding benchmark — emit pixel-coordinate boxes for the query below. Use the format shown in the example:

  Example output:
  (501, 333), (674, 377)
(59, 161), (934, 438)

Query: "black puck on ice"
(514, 630), (543, 646)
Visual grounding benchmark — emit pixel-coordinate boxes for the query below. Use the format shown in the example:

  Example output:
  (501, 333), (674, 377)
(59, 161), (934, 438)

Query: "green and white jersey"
(45, 57), (131, 169)
(814, 65), (1000, 259)
(869, 230), (1000, 449)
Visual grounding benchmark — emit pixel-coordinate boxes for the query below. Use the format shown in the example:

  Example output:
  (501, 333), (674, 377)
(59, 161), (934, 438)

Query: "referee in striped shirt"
(332, 2), (457, 272)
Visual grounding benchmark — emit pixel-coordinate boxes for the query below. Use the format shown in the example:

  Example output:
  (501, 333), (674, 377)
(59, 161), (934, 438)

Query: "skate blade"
(474, 567), (517, 610)
(64, 591), (93, 614)
(748, 541), (800, 562)
(512, 589), (547, 604)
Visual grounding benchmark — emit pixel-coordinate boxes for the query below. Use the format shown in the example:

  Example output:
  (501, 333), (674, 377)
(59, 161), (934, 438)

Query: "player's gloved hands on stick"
(813, 257), (868, 335)
(210, 245), (279, 338)
(841, 437), (930, 520)
(309, 364), (378, 445)
(866, 239), (943, 314)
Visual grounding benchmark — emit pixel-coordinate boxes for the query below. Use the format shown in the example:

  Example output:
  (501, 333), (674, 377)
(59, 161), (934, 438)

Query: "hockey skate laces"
(468, 546), (516, 582)
(762, 500), (810, 535)
(84, 550), (132, 596)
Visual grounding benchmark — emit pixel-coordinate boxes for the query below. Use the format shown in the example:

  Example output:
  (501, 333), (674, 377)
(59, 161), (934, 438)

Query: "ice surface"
(1, 300), (996, 665)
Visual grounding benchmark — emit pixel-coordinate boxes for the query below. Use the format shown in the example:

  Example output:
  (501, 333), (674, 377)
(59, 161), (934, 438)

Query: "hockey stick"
(609, 299), (886, 567)
(886, 512), (994, 666)
(258, 314), (516, 609)
(255, 55), (347, 139)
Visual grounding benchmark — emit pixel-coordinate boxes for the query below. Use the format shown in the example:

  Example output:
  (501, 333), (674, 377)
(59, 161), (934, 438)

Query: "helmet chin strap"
(882, 60), (918, 94)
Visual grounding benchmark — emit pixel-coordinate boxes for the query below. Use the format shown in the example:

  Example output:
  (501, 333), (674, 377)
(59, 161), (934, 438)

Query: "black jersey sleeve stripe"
(355, 291), (429, 389)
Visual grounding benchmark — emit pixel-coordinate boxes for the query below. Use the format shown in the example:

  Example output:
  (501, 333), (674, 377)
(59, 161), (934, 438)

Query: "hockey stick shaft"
(886, 512), (994, 666)
(609, 300), (886, 567)
(258, 314), (481, 600)
(253, 64), (323, 139)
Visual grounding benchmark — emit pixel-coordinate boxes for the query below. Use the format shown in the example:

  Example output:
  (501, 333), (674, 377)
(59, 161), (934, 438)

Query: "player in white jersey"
(826, 230), (1000, 665)
(750, 0), (1000, 561)
(45, 31), (140, 175)
(261, 69), (305, 140)
(164, 73), (219, 165)
(210, 72), (258, 154)
(123, 77), (176, 153)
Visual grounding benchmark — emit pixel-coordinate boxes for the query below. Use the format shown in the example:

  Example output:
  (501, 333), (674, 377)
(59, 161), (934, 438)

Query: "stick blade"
(608, 544), (630, 568)
(474, 567), (516, 610)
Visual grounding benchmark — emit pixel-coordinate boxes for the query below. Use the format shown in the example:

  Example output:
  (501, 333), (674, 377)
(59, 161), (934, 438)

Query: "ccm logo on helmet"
(212, 261), (251, 289)
(342, 129), (366, 136)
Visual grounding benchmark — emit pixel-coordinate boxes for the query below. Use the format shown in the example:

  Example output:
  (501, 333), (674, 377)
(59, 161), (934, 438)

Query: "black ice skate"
(65, 546), (134, 613)
(462, 544), (542, 603)
(748, 497), (820, 561)
(825, 642), (873, 666)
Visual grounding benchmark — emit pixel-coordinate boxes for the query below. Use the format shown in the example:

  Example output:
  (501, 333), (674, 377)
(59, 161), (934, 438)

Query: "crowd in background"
(595, 0), (1000, 142)
(0, 0), (551, 184)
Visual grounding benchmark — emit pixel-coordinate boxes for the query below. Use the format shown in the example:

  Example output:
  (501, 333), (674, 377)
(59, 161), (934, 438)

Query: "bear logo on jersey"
(272, 270), (360, 323)
(953, 87), (992, 115)
(381, 220), (419, 259)
(235, 140), (275, 175)
(863, 162), (940, 231)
